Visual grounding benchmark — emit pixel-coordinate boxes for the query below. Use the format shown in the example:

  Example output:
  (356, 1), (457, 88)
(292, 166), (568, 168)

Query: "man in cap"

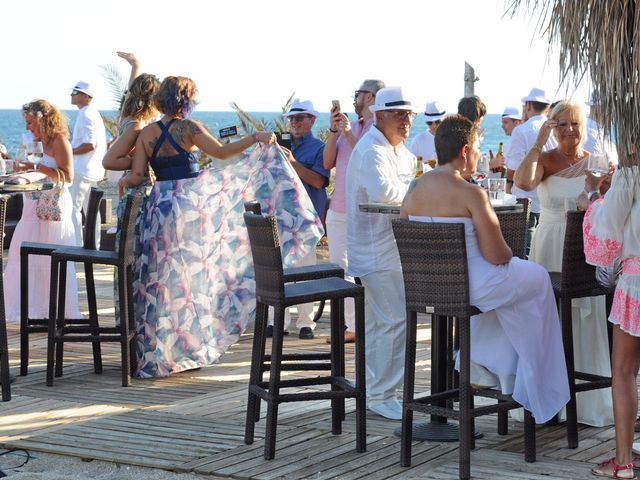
(270, 99), (330, 340)
(489, 106), (522, 172)
(410, 100), (446, 168)
(505, 87), (556, 256)
(70, 80), (106, 246)
(345, 86), (416, 420)
(323, 79), (385, 344)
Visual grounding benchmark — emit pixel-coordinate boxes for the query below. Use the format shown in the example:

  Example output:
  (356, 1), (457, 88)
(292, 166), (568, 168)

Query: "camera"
(275, 132), (292, 150)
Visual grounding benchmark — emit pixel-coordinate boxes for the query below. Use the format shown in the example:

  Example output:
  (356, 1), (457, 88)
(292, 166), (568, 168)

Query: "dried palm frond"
(508, 0), (639, 166)
(230, 93), (296, 136)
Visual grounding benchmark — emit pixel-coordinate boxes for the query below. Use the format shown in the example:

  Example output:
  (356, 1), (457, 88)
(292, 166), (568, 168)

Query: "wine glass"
(472, 154), (490, 184)
(15, 146), (27, 170)
(31, 141), (44, 165)
(587, 153), (608, 178)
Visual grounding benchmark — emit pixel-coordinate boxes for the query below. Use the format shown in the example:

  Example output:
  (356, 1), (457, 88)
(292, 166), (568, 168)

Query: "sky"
(2, 0), (591, 114)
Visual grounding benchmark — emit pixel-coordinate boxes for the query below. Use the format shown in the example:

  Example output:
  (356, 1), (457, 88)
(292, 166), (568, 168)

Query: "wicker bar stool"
(550, 210), (614, 448)
(45, 193), (143, 387)
(392, 218), (535, 480)
(19, 187), (104, 376)
(0, 195), (11, 401)
(243, 212), (366, 460)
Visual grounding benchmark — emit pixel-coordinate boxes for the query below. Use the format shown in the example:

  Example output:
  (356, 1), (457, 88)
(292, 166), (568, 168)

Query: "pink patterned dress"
(583, 166), (640, 335)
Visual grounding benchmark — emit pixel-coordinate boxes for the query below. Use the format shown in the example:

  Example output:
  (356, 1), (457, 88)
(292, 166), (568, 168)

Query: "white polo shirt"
(345, 125), (415, 277)
(505, 114), (557, 213)
(71, 104), (107, 182)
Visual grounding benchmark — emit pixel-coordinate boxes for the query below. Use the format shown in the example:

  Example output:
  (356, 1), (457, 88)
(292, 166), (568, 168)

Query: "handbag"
(595, 258), (623, 290)
(36, 168), (64, 222)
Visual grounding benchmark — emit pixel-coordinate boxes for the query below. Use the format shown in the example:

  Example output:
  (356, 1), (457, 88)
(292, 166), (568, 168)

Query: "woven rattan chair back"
(83, 188), (104, 250)
(243, 212), (285, 302)
(0, 195), (11, 400)
(497, 200), (529, 259)
(392, 219), (473, 318)
(559, 210), (600, 296)
(117, 194), (144, 266)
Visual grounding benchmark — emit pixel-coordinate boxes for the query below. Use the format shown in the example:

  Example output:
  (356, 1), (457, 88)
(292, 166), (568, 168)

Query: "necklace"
(555, 148), (584, 168)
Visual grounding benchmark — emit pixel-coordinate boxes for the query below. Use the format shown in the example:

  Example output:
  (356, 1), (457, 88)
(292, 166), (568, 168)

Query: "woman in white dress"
(3, 100), (82, 323)
(401, 115), (569, 423)
(515, 101), (614, 427)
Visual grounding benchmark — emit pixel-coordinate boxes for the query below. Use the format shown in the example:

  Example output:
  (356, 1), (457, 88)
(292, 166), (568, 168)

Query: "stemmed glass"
(30, 141), (44, 167)
(15, 145), (27, 170)
(472, 154), (490, 184)
(587, 153), (608, 178)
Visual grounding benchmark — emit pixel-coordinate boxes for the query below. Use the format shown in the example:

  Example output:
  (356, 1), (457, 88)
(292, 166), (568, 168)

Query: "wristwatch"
(586, 190), (600, 201)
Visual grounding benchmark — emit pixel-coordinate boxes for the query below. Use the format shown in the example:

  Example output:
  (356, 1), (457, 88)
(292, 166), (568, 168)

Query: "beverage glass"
(427, 159), (437, 169)
(489, 178), (507, 201)
(15, 146), (27, 170)
(472, 154), (490, 184)
(31, 141), (44, 165)
(587, 153), (608, 178)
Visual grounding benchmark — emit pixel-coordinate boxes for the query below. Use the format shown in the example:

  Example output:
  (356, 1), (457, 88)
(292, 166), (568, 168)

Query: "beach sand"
(0, 450), (224, 479)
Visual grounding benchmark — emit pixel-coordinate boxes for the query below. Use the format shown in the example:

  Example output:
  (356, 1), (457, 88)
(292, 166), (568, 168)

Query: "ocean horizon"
(0, 109), (509, 158)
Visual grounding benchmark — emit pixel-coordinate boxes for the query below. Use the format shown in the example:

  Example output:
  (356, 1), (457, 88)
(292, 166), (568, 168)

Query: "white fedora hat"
(423, 101), (446, 123)
(502, 106), (521, 120)
(71, 80), (93, 97)
(521, 87), (550, 104)
(283, 99), (319, 117)
(368, 87), (417, 113)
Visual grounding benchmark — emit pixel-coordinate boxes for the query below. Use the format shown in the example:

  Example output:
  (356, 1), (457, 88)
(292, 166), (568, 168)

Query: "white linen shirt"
(345, 126), (415, 277)
(410, 130), (437, 162)
(505, 114), (557, 213)
(71, 104), (107, 181)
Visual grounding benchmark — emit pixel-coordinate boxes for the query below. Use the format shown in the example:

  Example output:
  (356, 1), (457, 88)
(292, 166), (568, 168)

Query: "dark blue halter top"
(149, 119), (200, 181)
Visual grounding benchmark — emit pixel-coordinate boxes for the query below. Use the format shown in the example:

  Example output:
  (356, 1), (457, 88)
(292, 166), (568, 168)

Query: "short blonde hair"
(549, 101), (587, 145)
(22, 100), (69, 143)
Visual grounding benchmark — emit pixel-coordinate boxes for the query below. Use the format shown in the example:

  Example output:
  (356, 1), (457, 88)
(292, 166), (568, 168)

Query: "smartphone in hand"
(331, 100), (341, 113)
(275, 132), (292, 150)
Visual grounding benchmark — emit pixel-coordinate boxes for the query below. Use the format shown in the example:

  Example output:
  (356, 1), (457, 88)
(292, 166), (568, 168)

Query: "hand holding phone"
(331, 100), (341, 113)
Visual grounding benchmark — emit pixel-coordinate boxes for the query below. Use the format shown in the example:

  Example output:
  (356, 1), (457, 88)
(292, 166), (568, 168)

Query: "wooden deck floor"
(0, 262), (623, 479)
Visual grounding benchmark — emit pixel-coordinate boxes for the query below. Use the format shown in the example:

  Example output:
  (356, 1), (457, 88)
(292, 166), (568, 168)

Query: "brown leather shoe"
(326, 331), (356, 344)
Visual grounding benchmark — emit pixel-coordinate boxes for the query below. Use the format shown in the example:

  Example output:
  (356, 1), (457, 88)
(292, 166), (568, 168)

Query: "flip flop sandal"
(591, 458), (635, 479)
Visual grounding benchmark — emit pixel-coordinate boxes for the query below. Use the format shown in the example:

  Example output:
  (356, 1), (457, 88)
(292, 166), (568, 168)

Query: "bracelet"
(530, 143), (542, 153)
(506, 179), (514, 184)
(329, 128), (338, 133)
(585, 189), (600, 201)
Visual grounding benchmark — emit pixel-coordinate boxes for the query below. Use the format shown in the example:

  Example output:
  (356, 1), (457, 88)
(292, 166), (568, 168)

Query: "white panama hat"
(283, 99), (319, 117)
(423, 101), (446, 123)
(521, 87), (550, 104)
(368, 87), (417, 113)
(502, 106), (521, 120)
(71, 80), (93, 97)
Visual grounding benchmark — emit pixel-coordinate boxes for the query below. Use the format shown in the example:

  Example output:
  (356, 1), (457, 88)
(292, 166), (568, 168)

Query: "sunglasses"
(426, 120), (442, 126)
(354, 90), (371, 99)
(385, 110), (417, 121)
(288, 115), (313, 122)
(70, 90), (82, 96)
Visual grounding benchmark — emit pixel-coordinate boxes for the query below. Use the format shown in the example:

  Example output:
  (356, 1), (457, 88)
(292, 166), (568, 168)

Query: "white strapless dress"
(3, 154), (82, 322)
(408, 215), (570, 424)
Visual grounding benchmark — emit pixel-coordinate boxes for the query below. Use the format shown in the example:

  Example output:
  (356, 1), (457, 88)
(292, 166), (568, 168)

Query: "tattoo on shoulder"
(406, 178), (419, 193)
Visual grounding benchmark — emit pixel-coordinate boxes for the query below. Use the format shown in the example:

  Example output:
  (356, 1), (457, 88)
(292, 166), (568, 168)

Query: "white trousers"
(269, 248), (317, 331)
(70, 175), (101, 247)
(325, 209), (356, 332)
(360, 269), (406, 404)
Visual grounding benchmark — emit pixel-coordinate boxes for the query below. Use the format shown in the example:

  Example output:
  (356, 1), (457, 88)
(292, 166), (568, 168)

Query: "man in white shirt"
(505, 87), (556, 256)
(346, 87), (416, 420)
(584, 95), (619, 165)
(410, 100), (446, 169)
(70, 81), (106, 246)
(489, 106), (522, 173)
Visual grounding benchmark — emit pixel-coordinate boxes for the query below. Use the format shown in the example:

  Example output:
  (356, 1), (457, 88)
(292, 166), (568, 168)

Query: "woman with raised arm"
(401, 115), (569, 423)
(3, 100), (82, 323)
(120, 76), (276, 377)
(514, 101), (613, 427)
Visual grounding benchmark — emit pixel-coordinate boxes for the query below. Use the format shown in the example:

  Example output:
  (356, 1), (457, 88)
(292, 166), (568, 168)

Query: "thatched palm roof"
(509, 0), (639, 167)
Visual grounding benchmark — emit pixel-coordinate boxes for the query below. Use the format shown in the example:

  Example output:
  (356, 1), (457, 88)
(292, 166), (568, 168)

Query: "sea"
(0, 109), (509, 157)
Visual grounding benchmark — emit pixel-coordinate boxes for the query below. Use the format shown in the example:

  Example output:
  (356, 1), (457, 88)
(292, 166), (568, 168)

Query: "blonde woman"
(3, 100), (82, 323)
